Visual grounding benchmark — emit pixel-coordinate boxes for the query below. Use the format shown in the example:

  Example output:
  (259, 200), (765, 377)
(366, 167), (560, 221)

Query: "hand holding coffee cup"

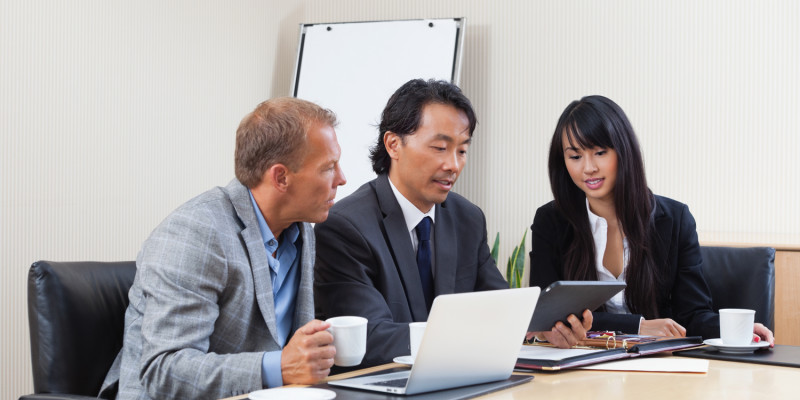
(409, 322), (427, 360)
(719, 308), (755, 345)
(326, 316), (368, 366)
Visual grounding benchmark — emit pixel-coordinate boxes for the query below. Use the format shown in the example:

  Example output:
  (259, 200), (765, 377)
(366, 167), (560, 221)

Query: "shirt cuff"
(262, 351), (284, 388)
(637, 317), (644, 334)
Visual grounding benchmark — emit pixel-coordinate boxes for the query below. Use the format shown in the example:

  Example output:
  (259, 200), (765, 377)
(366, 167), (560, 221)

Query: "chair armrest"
(20, 393), (102, 400)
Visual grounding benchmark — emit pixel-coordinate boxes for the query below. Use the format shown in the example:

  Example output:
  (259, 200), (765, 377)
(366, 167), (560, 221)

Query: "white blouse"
(586, 199), (631, 314)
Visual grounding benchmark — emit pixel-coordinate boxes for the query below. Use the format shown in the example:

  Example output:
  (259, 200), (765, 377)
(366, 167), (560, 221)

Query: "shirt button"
(269, 239), (277, 246)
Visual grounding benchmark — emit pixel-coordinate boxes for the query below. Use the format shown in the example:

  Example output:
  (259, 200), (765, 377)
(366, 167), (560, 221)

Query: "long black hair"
(548, 95), (662, 318)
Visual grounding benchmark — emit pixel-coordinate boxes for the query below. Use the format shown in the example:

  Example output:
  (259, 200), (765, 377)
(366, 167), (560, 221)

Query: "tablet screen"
(528, 281), (626, 332)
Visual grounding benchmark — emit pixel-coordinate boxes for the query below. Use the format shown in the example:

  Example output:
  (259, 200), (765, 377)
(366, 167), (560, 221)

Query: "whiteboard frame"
(290, 18), (465, 95)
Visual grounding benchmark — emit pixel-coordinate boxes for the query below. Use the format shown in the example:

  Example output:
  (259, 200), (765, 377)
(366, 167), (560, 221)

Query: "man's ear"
(384, 131), (402, 160)
(267, 163), (290, 192)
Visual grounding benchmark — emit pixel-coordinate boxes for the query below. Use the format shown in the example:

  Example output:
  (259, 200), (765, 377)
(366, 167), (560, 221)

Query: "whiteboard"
(292, 18), (465, 201)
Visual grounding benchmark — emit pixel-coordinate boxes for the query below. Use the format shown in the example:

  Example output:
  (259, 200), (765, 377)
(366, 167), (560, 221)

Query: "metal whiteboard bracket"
(452, 17), (465, 86)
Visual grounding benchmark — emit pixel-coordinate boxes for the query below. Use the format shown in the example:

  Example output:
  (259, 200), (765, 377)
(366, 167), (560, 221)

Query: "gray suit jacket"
(100, 179), (316, 399)
(314, 174), (507, 368)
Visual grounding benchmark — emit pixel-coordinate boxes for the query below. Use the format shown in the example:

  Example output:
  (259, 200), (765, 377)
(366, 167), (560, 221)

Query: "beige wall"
(2, 1), (798, 397)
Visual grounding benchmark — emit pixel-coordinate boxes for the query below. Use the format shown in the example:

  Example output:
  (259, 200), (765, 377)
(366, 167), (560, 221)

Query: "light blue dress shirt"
(249, 191), (302, 388)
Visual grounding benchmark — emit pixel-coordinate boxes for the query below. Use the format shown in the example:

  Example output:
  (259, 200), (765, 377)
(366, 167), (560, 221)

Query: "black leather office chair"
(22, 261), (136, 400)
(699, 246), (775, 332)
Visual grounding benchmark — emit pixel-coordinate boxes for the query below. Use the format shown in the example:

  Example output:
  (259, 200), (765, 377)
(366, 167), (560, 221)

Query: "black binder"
(674, 344), (800, 368)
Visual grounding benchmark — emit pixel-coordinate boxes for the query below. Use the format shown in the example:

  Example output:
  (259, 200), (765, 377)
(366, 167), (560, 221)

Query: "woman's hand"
(753, 323), (775, 346)
(639, 318), (686, 337)
(526, 309), (593, 348)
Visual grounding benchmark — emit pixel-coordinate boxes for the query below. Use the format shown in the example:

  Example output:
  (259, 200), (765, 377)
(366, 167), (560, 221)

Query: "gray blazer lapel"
(293, 222), (316, 330)
(226, 180), (281, 346)
(376, 175), (429, 320)
(433, 200), (458, 295)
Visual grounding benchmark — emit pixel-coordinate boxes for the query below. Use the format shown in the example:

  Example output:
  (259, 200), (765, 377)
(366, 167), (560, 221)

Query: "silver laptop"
(328, 287), (540, 395)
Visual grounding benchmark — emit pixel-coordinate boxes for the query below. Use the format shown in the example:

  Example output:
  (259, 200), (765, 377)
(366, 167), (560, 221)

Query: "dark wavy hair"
(369, 79), (477, 175)
(548, 95), (662, 318)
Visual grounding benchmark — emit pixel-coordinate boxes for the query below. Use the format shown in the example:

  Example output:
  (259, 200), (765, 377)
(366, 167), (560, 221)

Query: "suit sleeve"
(668, 204), (720, 338)
(314, 212), (412, 367)
(529, 206), (565, 290)
(136, 209), (263, 399)
(473, 209), (510, 291)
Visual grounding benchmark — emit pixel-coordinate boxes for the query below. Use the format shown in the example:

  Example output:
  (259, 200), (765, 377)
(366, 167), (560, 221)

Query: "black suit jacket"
(529, 195), (720, 339)
(315, 174), (508, 367)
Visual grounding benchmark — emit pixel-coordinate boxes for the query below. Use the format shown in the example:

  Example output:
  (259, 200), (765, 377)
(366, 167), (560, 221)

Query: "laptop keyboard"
(367, 378), (408, 388)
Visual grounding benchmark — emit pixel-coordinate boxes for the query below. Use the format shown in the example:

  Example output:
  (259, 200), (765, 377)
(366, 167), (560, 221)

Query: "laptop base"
(318, 372), (532, 399)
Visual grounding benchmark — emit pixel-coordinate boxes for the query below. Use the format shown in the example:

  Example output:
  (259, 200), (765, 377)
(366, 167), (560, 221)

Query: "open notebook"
(516, 333), (703, 371)
(329, 287), (540, 395)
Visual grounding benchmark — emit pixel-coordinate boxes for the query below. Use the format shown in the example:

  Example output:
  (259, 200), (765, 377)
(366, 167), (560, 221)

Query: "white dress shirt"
(388, 177), (436, 276)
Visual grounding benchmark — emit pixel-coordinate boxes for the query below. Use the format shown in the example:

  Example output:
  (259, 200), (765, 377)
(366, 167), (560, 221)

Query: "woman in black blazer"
(529, 95), (773, 343)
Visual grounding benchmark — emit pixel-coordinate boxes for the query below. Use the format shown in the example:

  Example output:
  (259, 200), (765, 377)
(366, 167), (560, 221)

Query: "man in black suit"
(314, 79), (589, 367)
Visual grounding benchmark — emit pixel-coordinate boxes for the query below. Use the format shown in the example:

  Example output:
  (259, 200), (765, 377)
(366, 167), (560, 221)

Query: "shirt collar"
(586, 198), (607, 236)
(388, 177), (436, 233)
(248, 190), (300, 250)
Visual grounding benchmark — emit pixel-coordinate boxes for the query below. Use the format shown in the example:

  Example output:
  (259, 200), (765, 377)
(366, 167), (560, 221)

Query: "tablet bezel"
(528, 281), (626, 332)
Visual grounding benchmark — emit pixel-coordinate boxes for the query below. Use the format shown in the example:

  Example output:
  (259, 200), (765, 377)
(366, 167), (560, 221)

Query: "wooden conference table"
(223, 354), (799, 399)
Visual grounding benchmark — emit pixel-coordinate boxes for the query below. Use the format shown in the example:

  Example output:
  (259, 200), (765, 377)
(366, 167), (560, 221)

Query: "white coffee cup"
(326, 316), (368, 366)
(719, 308), (755, 345)
(409, 322), (427, 360)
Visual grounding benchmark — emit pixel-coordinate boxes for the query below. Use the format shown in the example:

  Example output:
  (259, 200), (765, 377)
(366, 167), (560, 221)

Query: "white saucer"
(249, 387), (336, 400)
(393, 355), (414, 365)
(703, 338), (770, 354)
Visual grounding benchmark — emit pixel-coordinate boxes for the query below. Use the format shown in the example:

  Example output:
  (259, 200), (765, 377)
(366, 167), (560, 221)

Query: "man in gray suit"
(100, 98), (347, 399)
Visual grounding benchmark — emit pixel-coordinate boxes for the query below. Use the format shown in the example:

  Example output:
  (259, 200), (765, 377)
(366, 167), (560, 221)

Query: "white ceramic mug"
(409, 322), (427, 360)
(326, 316), (368, 366)
(719, 308), (755, 345)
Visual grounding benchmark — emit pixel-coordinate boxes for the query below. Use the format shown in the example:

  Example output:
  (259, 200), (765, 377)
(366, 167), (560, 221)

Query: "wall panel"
(1, 1), (279, 397)
(3, 0), (797, 396)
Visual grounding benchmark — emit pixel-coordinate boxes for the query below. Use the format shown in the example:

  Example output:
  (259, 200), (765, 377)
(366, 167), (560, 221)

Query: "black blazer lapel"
(376, 175), (430, 320)
(651, 199), (672, 271)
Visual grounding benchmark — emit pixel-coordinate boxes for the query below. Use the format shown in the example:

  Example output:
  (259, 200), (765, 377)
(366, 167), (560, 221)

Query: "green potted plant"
(491, 231), (527, 288)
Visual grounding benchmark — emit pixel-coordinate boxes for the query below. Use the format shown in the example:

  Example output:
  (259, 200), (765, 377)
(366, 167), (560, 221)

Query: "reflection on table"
(222, 354), (800, 399)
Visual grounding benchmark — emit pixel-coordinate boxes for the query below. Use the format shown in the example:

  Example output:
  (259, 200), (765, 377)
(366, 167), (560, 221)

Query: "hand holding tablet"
(528, 281), (626, 332)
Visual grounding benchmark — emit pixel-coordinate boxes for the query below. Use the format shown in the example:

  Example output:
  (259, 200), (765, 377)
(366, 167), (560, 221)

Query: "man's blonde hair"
(235, 97), (337, 188)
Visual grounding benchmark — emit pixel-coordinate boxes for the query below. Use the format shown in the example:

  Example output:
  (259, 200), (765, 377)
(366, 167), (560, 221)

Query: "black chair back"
(699, 246), (775, 331)
(26, 260), (136, 397)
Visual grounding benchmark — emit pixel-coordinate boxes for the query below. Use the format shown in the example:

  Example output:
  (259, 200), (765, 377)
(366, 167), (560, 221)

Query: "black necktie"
(415, 217), (434, 310)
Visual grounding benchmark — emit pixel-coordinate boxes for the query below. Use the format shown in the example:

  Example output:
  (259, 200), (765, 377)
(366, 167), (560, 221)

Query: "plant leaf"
(508, 230), (527, 288)
(490, 232), (499, 265)
(506, 253), (514, 287)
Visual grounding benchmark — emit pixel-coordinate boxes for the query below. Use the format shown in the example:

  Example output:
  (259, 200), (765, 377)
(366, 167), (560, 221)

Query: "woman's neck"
(587, 197), (617, 222)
